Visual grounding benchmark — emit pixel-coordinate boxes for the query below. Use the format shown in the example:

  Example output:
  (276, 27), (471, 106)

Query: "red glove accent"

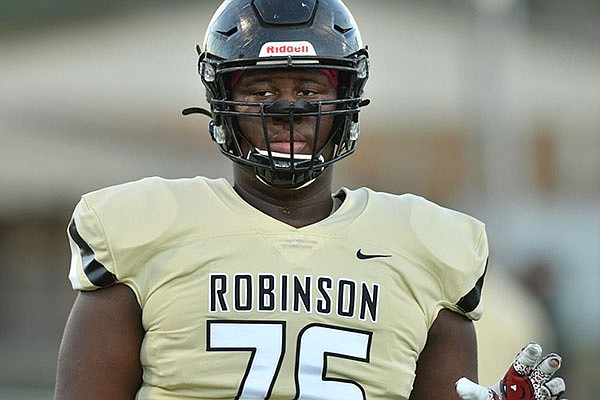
(500, 364), (535, 399)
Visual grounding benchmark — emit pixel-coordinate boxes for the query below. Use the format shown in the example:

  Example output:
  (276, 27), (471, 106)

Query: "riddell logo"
(259, 41), (317, 57)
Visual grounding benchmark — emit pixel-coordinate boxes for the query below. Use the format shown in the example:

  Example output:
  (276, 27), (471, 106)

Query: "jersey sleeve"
(453, 258), (488, 321)
(67, 197), (118, 291)
(65, 176), (201, 297)
(408, 195), (489, 321)
(443, 222), (488, 321)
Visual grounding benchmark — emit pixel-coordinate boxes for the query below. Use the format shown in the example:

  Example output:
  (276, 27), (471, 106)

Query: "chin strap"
(247, 149), (326, 189)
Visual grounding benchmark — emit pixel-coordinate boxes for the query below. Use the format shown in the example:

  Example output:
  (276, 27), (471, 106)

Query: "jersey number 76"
(207, 320), (373, 399)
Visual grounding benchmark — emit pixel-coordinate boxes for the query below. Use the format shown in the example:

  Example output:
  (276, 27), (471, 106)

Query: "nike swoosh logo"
(356, 249), (392, 260)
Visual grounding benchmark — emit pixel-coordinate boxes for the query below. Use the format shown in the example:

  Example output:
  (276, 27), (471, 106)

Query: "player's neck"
(233, 166), (335, 228)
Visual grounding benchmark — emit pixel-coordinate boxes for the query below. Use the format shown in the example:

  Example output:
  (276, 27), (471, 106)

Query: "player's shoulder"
(352, 188), (489, 319)
(353, 187), (485, 237)
(350, 187), (488, 275)
(394, 192), (488, 285)
(401, 192), (485, 244)
(78, 175), (231, 219)
(71, 175), (228, 251)
(81, 175), (217, 206)
(67, 176), (229, 292)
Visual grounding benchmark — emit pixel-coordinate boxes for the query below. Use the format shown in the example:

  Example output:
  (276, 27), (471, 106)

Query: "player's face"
(231, 69), (337, 157)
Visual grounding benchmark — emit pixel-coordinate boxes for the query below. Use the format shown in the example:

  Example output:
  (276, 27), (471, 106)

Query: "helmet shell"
(203, 0), (364, 62)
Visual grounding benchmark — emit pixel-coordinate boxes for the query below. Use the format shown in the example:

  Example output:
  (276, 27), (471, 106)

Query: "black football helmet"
(183, 0), (370, 188)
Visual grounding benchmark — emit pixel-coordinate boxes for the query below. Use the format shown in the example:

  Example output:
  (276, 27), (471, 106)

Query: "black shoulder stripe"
(456, 259), (488, 314)
(68, 220), (117, 288)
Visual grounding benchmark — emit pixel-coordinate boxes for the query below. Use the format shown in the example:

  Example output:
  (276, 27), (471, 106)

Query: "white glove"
(455, 342), (567, 400)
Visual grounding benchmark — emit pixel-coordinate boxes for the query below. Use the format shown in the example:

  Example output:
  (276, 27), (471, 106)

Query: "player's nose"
(266, 99), (317, 125)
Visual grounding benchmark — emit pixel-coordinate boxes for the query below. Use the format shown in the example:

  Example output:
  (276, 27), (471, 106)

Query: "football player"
(54, 0), (567, 399)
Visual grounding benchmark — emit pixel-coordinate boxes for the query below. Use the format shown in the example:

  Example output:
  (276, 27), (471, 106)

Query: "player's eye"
(297, 89), (318, 96)
(252, 90), (275, 97)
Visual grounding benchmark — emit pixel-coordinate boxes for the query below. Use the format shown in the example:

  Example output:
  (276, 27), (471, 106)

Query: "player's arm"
(409, 308), (478, 400)
(54, 284), (144, 400)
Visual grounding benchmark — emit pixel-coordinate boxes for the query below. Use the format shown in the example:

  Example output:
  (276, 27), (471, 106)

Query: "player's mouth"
(268, 141), (307, 154)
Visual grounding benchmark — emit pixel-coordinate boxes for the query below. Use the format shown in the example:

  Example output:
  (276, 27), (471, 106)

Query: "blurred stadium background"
(1, 0), (598, 398)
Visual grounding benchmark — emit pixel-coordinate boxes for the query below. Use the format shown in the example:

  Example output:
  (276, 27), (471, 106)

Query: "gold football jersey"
(68, 176), (488, 400)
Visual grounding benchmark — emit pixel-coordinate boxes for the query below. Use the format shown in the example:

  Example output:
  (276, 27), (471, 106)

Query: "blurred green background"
(1, 0), (599, 398)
